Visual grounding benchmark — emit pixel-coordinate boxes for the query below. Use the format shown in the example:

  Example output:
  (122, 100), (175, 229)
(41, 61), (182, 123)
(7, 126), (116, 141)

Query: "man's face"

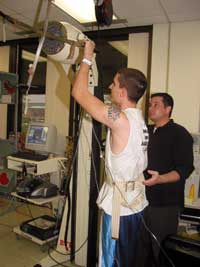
(148, 96), (170, 122)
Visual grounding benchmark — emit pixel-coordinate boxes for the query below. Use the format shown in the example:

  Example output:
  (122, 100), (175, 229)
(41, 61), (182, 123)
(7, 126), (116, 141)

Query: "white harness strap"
(24, 0), (51, 115)
(111, 181), (123, 240)
(109, 180), (135, 239)
(107, 175), (144, 239)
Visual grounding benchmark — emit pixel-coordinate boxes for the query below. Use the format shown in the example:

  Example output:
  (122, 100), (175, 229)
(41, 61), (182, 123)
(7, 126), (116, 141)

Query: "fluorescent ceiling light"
(54, 0), (116, 23)
(54, 0), (96, 23)
(109, 41), (128, 56)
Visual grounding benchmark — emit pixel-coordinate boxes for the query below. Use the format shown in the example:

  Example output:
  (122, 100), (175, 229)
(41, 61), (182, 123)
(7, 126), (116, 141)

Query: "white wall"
(128, 32), (149, 112)
(0, 46), (10, 139)
(45, 60), (71, 136)
(168, 21), (200, 133)
(128, 32), (149, 75)
(151, 21), (200, 133)
(151, 24), (169, 91)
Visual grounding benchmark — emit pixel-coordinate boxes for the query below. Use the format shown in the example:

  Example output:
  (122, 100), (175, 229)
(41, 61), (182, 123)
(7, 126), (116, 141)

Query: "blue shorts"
(99, 211), (143, 267)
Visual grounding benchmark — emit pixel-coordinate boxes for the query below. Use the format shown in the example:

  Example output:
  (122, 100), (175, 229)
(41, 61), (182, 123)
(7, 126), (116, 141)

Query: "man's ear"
(166, 106), (172, 116)
(120, 87), (127, 98)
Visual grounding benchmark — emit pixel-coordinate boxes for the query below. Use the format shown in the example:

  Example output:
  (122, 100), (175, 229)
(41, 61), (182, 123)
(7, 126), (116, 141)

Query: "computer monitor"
(25, 123), (57, 155)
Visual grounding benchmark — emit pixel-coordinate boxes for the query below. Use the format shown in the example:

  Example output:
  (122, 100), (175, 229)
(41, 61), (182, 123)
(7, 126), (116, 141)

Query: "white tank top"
(97, 108), (149, 216)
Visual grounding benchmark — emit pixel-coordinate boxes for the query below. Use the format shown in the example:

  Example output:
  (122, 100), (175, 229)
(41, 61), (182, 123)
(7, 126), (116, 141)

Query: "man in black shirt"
(136, 93), (194, 267)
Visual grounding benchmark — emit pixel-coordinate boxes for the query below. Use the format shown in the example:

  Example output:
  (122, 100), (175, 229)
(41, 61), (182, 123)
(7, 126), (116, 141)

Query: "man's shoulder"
(171, 121), (193, 140)
(171, 121), (189, 132)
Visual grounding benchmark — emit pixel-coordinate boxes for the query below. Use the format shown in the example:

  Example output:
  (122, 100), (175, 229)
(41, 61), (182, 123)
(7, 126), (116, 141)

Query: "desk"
(7, 156), (60, 175)
(8, 156), (67, 251)
(11, 191), (62, 205)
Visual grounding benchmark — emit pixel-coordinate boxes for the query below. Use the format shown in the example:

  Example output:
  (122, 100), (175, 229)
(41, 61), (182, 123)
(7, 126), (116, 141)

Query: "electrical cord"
(41, 108), (85, 267)
(0, 194), (23, 216)
(48, 67), (105, 265)
(45, 234), (88, 266)
(0, 223), (15, 228)
(63, 108), (85, 251)
(45, 101), (106, 265)
(81, 117), (100, 193)
(47, 237), (88, 267)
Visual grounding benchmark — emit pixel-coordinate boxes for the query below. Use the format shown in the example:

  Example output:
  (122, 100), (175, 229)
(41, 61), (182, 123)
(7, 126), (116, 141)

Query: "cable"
(38, 108), (85, 267)
(46, 237), (88, 267)
(63, 108), (84, 195)
(15, 206), (32, 218)
(46, 107), (86, 265)
(48, 112), (99, 263)
(81, 118), (100, 193)
(43, 102), (98, 266)
(0, 223), (15, 228)
(63, 108), (85, 249)
(140, 215), (175, 267)
(46, 109), (100, 267)
(0, 194), (23, 216)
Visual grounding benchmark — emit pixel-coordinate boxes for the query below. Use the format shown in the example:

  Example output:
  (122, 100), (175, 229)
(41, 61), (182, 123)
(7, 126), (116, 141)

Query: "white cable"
(24, 0), (51, 114)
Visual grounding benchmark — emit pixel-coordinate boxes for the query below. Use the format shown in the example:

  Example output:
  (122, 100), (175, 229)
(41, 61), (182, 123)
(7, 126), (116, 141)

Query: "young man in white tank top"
(72, 40), (149, 267)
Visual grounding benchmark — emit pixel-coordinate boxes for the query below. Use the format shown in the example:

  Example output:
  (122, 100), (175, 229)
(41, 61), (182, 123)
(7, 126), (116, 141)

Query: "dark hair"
(117, 68), (147, 103)
(151, 92), (174, 117)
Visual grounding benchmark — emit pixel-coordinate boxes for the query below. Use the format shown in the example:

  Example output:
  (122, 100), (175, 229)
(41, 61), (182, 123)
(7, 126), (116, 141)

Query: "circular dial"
(43, 21), (66, 55)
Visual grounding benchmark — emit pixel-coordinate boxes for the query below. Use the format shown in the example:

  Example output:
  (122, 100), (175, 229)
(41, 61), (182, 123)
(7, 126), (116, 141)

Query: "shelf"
(11, 192), (63, 205)
(185, 198), (200, 210)
(8, 156), (67, 253)
(7, 156), (66, 175)
(13, 226), (58, 246)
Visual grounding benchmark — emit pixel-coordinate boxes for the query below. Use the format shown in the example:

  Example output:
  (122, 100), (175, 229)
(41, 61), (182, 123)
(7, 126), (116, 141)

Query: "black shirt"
(144, 119), (194, 207)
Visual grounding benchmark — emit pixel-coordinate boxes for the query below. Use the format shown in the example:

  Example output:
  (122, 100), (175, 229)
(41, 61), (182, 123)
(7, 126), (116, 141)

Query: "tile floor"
(0, 195), (77, 267)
